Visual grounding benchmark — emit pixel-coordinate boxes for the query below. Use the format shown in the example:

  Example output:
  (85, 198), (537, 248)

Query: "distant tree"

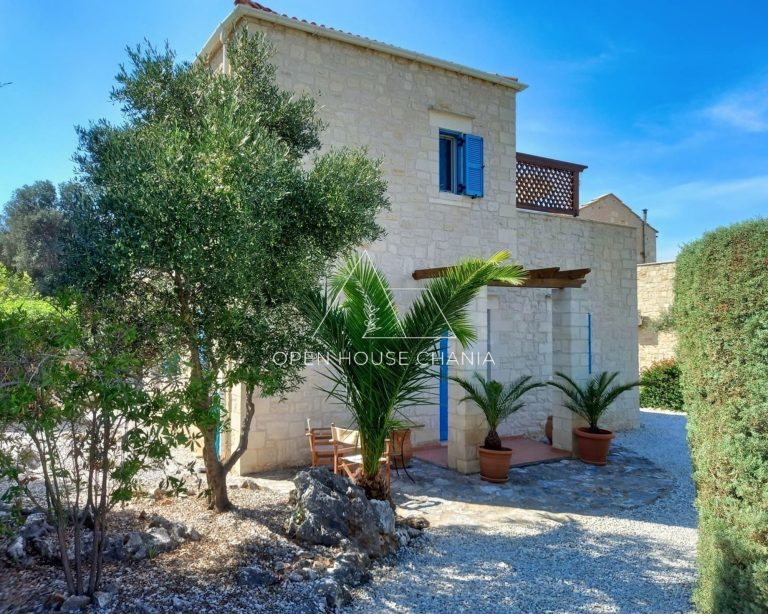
(0, 180), (75, 294)
(62, 31), (389, 512)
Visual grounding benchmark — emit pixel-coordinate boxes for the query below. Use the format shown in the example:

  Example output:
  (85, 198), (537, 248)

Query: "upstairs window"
(438, 129), (484, 198)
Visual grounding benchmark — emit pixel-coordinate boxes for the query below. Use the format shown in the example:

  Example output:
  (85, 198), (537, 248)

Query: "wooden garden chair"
(305, 419), (334, 467)
(331, 425), (391, 487)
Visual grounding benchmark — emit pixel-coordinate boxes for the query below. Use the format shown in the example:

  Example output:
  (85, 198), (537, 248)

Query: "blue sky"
(2, 1), (767, 260)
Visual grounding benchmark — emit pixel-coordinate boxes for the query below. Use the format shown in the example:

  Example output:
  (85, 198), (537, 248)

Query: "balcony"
(516, 152), (588, 216)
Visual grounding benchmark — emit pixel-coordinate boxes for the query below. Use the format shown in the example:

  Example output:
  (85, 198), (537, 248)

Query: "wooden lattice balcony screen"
(516, 153), (588, 216)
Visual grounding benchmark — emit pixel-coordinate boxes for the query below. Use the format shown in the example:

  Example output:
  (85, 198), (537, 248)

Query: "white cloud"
(704, 80), (768, 133)
(650, 175), (768, 215)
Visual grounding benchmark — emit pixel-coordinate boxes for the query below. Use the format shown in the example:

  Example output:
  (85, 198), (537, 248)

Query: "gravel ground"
(0, 446), (333, 613)
(1, 410), (697, 613)
(350, 409), (698, 614)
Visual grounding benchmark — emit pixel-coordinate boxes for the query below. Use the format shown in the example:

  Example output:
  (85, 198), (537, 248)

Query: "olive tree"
(63, 31), (389, 511)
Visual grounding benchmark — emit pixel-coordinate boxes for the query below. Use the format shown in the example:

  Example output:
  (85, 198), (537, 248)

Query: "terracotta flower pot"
(573, 427), (615, 465)
(478, 446), (513, 483)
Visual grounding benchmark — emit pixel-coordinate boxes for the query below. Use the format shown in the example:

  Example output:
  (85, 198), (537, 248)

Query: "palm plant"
(451, 373), (545, 449)
(548, 371), (639, 433)
(303, 251), (526, 500)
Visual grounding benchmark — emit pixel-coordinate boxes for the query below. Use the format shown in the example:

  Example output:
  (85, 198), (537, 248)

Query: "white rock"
(6, 535), (28, 565)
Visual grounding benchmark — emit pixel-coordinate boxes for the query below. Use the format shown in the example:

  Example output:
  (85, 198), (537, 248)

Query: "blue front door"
(439, 335), (448, 441)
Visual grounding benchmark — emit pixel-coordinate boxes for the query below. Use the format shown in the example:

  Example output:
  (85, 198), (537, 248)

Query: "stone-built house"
(580, 194), (677, 373)
(201, 1), (640, 475)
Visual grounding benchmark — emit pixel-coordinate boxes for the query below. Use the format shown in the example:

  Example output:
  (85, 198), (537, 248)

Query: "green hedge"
(675, 219), (768, 613)
(640, 358), (684, 411)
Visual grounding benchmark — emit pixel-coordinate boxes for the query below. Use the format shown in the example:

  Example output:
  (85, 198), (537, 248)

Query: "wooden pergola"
(412, 266), (591, 289)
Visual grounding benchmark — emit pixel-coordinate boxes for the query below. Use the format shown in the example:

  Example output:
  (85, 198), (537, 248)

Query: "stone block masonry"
(637, 262), (677, 372)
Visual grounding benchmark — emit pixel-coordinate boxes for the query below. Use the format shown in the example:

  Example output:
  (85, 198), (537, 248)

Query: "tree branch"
(222, 384), (256, 474)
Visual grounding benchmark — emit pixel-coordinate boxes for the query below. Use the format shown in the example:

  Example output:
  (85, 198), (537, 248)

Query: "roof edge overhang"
(200, 3), (528, 92)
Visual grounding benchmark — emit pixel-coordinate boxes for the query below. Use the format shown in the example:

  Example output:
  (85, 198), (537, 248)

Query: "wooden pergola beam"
(412, 265), (591, 289)
(499, 278), (586, 289)
(526, 267), (561, 279)
(560, 268), (591, 280)
(412, 266), (451, 280)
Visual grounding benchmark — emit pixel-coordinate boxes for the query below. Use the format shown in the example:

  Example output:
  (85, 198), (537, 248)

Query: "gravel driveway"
(351, 409), (697, 613)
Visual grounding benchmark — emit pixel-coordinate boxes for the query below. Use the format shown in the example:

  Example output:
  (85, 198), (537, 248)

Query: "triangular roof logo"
(311, 250), (458, 340)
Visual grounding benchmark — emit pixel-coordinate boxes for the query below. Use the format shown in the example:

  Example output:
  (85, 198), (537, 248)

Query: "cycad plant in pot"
(451, 373), (544, 482)
(548, 371), (639, 465)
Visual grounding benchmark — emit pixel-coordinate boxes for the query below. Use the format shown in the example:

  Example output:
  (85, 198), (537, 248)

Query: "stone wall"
(208, 11), (640, 473)
(637, 261), (677, 372)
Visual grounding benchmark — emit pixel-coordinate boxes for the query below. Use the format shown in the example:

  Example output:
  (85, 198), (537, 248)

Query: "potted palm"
(303, 251), (527, 500)
(451, 373), (544, 482)
(548, 371), (639, 465)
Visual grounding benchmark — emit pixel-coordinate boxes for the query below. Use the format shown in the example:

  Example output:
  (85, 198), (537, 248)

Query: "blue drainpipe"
(587, 313), (593, 375)
(212, 392), (222, 457)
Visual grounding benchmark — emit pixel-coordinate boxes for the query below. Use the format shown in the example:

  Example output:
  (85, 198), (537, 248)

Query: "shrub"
(674, 219), (768, 613)
(0, 266), (185, 596)
(639, 358), (683, 411)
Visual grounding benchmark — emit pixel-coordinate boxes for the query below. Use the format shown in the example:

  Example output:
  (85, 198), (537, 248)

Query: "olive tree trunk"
(198, 387), (257, 513)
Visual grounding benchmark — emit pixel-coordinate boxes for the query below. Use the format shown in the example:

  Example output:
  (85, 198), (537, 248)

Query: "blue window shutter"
(463, 133), (484, 197)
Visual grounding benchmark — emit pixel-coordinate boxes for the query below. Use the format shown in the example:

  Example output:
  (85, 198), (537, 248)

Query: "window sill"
(429, 192), (475, 208)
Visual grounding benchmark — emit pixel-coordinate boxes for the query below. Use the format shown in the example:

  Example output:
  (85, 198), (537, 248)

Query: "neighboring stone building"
(202, 1), (640, 474)
(579, 193), (677, 373)
(637, 262), (677, 372)
(580, 193), (657, 264)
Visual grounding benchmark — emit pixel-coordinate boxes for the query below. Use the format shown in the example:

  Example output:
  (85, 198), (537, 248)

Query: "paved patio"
(412, 435), (571, 469)
(251, 437), (675, 524)
(394, 444), (675, 526)
(247, 412), (694, 611)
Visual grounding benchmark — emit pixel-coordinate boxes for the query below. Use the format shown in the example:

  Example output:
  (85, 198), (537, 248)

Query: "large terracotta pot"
(391, 428), (413, 468)
(573, 427), (615, 465)
(478, 446), (513, 483)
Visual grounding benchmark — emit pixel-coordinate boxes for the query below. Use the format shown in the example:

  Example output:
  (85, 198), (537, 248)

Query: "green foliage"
(303, 250), (526, 498)
(674, 219), (768, 612)
(0, 265), (76, 393)
(548, 371), (639, 433)
(450, 373), (544, 449)
(639, 358), (683, 411)
(0, 180), (77, 295)
(0, 266), (186, 594)
(62, 31), (389, 511)
(645, 307), (676, 333)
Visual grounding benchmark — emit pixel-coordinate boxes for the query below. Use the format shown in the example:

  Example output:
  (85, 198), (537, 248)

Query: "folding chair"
(305, 419), (334, 467)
